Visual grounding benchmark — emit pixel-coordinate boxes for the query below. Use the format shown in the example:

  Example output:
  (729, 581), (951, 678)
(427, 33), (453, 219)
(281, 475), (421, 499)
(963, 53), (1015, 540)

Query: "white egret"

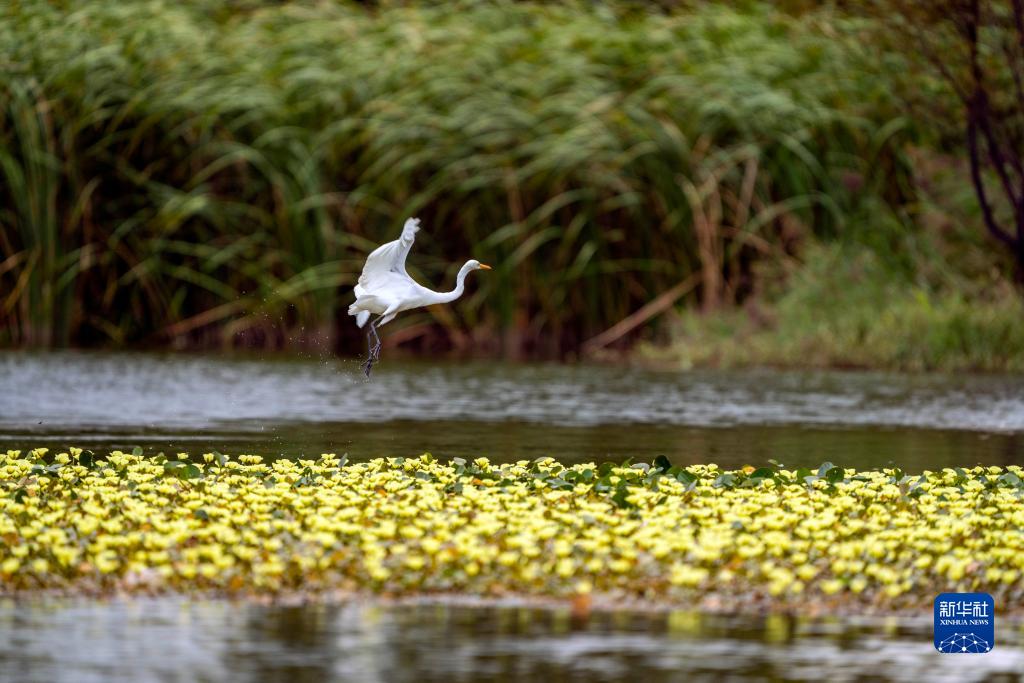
(348, 217), (491, 377)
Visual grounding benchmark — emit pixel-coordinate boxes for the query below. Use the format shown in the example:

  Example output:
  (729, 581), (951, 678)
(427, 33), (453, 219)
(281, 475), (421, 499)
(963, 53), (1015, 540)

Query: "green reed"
(0, 1), (912, 353)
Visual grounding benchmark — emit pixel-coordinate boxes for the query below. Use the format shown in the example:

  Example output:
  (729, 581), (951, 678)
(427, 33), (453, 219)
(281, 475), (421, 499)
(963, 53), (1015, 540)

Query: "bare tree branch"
(967, 112), (1016, 248)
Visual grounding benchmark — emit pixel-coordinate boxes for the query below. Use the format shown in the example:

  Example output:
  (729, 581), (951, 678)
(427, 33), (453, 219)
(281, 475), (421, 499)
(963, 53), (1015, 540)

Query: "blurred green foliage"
(657, 237), (1024, 372)
(0, 0), (918, 355)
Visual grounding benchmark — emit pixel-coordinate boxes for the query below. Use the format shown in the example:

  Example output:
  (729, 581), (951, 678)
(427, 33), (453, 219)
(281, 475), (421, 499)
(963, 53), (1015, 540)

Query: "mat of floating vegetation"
(1, 449), (1022, 613)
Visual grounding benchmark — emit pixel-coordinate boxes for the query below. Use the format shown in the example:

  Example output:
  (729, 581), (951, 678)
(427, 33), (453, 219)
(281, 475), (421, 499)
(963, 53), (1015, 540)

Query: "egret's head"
(468, 260), (492, 271)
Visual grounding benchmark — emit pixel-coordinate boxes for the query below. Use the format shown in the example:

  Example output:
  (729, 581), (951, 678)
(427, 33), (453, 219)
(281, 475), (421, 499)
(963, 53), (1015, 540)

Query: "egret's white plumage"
(349, 217), (490, 376)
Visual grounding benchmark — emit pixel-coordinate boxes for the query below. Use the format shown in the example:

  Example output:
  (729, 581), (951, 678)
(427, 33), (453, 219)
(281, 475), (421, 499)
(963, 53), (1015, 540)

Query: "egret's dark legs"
(361, 318), (383, 378)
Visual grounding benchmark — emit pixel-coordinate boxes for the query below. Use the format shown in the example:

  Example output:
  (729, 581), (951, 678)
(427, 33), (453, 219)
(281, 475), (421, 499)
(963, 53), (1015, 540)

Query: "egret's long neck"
(431, 262), (475, 304)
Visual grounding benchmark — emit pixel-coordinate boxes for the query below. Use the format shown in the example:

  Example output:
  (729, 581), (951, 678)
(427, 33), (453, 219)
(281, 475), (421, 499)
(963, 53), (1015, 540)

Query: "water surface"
(1, 598), (1022, 683)
(2, 351), (1023, 469)
(3, 351), (1024, 681)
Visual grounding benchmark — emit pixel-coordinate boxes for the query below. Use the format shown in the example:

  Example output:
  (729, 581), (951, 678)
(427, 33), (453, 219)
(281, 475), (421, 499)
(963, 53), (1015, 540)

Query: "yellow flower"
(670, 564), (708, 587)
(0, 448), (1016, 609)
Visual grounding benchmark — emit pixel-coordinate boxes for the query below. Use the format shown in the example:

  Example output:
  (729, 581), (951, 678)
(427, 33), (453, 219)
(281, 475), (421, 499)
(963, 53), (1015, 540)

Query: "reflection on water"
(0, 598), (1021, 683)
(1, 351), (1023, 470)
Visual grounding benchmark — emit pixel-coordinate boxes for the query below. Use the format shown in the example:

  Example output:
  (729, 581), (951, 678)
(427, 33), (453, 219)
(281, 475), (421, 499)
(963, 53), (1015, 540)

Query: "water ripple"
(1, 351), (1022, 433)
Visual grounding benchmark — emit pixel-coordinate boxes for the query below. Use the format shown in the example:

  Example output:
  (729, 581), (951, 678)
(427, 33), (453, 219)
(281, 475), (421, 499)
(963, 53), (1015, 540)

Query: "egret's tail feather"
(347, 300), (371, 328)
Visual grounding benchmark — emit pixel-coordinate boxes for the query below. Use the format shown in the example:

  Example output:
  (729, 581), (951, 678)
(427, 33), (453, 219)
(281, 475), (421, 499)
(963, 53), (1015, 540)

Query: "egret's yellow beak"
(479, 263), (492, 270)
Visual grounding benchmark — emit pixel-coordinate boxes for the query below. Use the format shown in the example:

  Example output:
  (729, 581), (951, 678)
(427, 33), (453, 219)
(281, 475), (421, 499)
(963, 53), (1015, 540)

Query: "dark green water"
(1, 351), (1023, 470)
(2, 351), (1023, 681)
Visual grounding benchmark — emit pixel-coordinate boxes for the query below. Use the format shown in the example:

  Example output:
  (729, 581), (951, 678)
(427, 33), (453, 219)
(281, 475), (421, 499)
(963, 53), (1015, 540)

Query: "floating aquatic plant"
(1, 449), (1022, 611)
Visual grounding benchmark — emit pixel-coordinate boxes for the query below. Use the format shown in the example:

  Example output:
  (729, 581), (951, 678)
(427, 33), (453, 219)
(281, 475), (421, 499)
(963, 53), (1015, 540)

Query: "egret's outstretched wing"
(356, 218), (420, 293)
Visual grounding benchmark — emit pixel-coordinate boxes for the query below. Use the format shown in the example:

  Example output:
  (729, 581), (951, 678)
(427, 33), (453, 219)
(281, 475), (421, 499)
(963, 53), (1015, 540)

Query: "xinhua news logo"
(934, 592), (995, 653)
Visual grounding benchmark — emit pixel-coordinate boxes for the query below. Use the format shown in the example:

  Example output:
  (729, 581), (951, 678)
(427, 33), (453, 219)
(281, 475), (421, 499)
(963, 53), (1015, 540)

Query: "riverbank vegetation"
(1, 1), (1021, 368)
(650, 241), (1024, 372)
(651, 0), (1024, 372)
(2, 449), (1023, 612)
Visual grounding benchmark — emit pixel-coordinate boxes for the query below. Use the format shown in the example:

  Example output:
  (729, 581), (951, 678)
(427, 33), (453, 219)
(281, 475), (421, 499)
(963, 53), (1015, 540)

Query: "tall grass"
(0, 0), (911, 354)
(655, 240), (1024, 372)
